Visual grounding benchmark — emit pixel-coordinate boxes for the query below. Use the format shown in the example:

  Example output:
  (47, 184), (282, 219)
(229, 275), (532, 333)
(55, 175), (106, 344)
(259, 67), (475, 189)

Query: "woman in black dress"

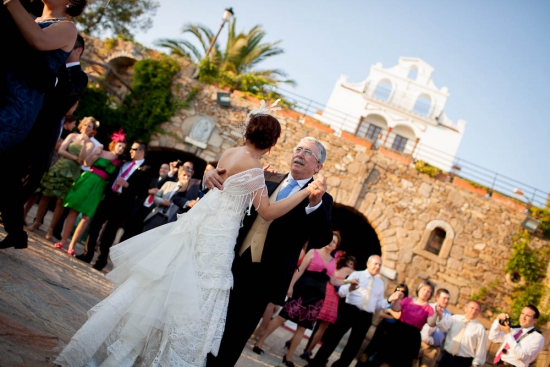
(253, 232), (358, 366)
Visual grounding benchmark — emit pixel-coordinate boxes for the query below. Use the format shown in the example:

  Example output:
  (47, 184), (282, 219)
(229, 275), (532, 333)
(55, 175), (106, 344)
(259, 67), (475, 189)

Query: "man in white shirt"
(489, 305), (544, 367)
(437, 300), (487, 367)
(306, 255), (403, 367)
(420, 288), (452, 367)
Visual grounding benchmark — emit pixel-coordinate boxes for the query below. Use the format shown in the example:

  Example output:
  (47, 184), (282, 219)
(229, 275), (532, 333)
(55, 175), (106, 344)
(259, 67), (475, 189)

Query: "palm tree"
(155, 19), (295, 92)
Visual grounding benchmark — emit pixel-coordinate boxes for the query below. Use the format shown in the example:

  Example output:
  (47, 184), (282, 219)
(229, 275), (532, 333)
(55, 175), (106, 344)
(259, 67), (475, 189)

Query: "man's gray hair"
(300, 137), (327, 164)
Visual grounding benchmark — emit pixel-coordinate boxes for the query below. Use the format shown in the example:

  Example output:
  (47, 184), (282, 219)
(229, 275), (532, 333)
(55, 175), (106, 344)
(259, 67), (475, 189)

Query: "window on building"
(366, 124), (382, 141)
(407, 68), (418, 80)
(392, 134), (408, 152)
(373, 81), (392, 101)
(425, 228), (447, 255)
(412, 96), (431, 117)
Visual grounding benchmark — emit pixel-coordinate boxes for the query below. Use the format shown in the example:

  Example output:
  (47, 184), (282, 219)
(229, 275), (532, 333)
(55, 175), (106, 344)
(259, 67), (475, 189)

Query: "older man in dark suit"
(76, 141), (152, 270)
(205, 136), (333, 367)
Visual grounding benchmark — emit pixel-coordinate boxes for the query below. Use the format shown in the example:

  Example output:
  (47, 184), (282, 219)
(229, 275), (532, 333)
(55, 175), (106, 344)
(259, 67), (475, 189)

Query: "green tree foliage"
(529, 207), (550, 238)
(505, 232), (550, 325)
(155, 19), (295, 100)
(76, 57), (181, 144)
(75, 0), (159, 38)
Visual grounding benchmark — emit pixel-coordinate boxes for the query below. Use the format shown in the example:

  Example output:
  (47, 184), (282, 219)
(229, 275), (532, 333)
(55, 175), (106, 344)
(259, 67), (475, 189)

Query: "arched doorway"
(332, 203), (381, 271)
(147, 148), (207, 181)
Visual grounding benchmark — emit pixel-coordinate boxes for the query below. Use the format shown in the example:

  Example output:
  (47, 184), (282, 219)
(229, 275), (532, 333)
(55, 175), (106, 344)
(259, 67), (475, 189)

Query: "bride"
(54, 101), (325, 367)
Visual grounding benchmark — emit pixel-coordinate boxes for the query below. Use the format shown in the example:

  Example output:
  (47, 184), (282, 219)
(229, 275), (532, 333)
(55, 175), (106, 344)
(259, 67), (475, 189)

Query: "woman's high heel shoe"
(299, 350), (311, 361)
(54, 242), (64, 250)
(252, 346), (264, 355)
(66, 249), (75, 256)
(282, 355), (295, 367)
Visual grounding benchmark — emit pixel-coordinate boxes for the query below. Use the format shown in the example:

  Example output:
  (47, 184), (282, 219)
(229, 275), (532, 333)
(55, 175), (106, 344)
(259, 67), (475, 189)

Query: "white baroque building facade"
(315, 57), (466, 171)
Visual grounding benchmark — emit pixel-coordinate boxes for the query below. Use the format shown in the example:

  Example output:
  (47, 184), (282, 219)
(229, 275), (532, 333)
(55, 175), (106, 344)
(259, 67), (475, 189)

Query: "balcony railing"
(274, 87), (549, 209)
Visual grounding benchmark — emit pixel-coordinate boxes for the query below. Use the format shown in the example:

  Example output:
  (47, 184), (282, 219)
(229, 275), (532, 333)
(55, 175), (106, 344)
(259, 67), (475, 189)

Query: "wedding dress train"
(54, 168), (266, 367)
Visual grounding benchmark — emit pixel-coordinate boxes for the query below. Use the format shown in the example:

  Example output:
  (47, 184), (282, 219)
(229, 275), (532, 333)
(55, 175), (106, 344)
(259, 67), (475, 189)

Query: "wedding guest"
(59, 115), (77, 144)
(55, 131), (125, 255)
(253, 232), (353, 366)
(363, 280), (438, 367)
(302, 254), (357, 361)
(356, 283), (409, 366)
(24, 117), (97, 240)
(488, 305), (544, 367)
(419, 288), (451, 367)
(437, 300), (487, 367)
(141, 165), (201, 232)
(77, 140), (152, 270)
(306, 255), (403, 367)
(119, 162), (175, 241)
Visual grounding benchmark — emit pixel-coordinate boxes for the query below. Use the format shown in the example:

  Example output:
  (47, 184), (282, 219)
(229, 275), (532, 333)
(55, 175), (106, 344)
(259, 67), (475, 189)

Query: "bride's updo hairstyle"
(66, 0), (88, 17)
(244, 114), (281, 150)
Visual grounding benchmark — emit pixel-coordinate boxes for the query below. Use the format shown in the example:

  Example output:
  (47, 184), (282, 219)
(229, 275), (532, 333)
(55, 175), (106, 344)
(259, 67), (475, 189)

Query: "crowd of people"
(0, 2), (547, 367)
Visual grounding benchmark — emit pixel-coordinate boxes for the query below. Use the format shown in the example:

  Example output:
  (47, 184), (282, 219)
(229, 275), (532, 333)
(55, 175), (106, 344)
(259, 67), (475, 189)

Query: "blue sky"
(134, 0), (550, 196)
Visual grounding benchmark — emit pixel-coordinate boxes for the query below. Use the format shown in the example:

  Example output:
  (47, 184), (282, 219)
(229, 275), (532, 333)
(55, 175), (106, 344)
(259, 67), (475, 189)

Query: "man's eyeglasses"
(130, 148), (140, 151)
(293, 146), (320, 162)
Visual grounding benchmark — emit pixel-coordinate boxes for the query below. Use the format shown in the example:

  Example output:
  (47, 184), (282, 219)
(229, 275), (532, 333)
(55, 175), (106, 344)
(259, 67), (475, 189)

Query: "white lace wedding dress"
(54, 168), (266, 367)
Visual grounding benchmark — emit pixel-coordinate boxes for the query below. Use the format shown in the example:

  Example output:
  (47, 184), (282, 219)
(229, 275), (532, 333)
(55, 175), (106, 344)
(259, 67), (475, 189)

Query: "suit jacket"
(146, 179), (202, 221)
(152, 175), (175, 190)
(105, 160), (153, 214)
(235, 171), (333, 305)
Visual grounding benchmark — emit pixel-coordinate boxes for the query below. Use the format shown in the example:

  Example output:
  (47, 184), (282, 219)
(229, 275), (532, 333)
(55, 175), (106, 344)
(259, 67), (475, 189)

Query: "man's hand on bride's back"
(204, 168), (226, 190)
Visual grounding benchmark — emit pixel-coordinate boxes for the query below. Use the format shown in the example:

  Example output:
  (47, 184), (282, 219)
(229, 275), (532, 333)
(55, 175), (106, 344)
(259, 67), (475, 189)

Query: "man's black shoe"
(75, 254), (92, 263)
(92, 262), (106, 271)
(0, 233), (28, 249)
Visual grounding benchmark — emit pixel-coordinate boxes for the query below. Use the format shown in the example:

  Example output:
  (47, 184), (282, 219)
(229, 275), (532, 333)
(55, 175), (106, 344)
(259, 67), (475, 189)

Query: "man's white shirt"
(489, 320), (544, 367)
(338, 270), (387, 313)
(438, 314), (487, 367)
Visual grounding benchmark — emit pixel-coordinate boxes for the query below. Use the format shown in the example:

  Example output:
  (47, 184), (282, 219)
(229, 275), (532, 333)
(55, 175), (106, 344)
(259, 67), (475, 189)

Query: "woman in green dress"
(25, 117), (99, 240)
(56, 131), (126, 255)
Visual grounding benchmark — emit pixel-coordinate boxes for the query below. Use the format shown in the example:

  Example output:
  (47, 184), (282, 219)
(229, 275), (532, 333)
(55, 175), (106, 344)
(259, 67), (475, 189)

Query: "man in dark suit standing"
(119, 162), (179, 241)
(205, 136), (333, 366)
(76, 141), (152, 270)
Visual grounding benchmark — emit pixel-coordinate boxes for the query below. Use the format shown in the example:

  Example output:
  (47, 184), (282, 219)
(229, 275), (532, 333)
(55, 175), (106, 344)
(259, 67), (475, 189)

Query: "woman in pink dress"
(371, 280), (438, 367)
(253, 232), (358, 366)
(301, 254), (357, 360)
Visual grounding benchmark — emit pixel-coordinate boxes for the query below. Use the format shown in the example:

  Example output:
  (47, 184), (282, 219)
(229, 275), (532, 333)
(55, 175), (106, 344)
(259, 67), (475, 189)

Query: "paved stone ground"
(0, 206), (344, 367)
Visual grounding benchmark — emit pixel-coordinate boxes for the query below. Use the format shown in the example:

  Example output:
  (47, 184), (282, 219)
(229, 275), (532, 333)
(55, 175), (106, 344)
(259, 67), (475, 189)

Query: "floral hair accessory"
(239, 99), (281, 137)
(110, 129), (126, 143)
(247, 99), (281, 119)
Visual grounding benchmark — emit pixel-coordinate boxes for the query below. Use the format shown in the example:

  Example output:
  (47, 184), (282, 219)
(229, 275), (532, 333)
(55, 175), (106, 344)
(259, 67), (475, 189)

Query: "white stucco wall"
(315, 57), (466, 171)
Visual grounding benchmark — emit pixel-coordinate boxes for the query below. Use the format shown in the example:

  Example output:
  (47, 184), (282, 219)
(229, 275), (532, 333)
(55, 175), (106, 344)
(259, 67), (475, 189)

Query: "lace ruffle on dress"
(54, 168), (267, 367)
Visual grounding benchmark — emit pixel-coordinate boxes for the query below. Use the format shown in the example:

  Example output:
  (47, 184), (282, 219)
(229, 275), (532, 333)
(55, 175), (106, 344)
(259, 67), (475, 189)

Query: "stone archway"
(146, 148), (207, 181)
(332, 203), (381, 271)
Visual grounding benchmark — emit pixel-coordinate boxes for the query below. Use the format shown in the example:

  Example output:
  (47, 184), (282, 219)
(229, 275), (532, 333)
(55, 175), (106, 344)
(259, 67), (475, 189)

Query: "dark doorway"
(147, 148), (207, 180)
(331, 203), (381, 271)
